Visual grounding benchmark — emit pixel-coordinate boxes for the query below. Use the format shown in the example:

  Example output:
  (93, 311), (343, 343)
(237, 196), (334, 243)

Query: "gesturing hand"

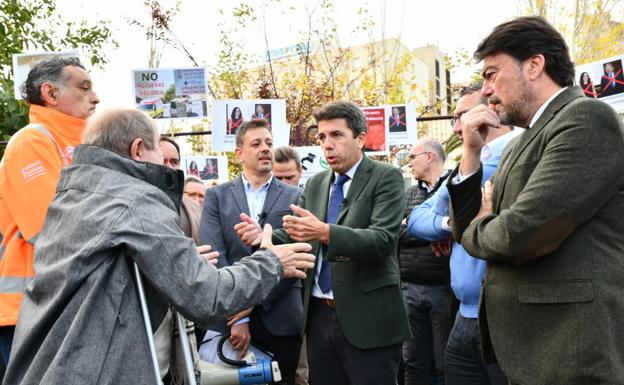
(197, 244), (219, 265)
(234, 213), (262, 246)
(282, 204), (330, 242)
(260, 223), (315, 279)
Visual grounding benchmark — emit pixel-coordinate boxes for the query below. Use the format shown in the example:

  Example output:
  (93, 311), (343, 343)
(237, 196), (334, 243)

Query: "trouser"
(249, 311), (302, 385)
(307, 298), (401, 385)
(445, 314), (506, 385)
(401, 282), (451, 385)
(0, 326), (15, 383)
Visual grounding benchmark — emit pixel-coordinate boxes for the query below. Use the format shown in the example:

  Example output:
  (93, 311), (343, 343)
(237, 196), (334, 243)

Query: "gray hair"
(22, 57), (84, 105)
(185, 175), (204, 186)
(420, 138), (445, 162)
(83, 108), (158, 156)
(313, 101), (368, 137)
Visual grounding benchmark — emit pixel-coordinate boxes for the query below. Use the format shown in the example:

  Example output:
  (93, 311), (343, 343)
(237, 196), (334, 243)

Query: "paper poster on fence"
(362, 107), (387, 155)
(576, 54), (624, 112)
(12, 51), (79, 100)
(362, 103), (417, 155)
(182, 155), (228, 185)
(294, 146), (329, 188)
(131, 67), (208, 119)
(211, 99), (288, 152)
(387, 103), (417, 146)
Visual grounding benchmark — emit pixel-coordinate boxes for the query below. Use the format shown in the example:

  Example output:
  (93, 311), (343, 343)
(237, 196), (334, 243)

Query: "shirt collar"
(481, 128), (524, 161)
(528, 87), (567, 128)
(333, 154), (363, 182)
(241, 172), (273, 192)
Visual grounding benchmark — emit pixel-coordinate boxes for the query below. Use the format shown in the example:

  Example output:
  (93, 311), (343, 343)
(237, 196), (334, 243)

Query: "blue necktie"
(319, 174), (350, 294)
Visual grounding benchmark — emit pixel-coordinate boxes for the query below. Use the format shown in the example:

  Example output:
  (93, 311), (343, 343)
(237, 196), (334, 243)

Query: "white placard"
(211, 99), (288, 152)
(576, 54), (624, 112)
(131, 67), (209, 119)
(182, 155), (228, 185)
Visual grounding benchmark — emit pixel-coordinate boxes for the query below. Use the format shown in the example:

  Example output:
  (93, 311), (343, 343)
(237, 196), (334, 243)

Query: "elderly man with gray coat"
(2, 108), (315, 385)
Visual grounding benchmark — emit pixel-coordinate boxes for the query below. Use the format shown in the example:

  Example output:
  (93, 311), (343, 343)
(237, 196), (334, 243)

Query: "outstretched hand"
(234, 213), (262, 246)
(282, 204), (330, 242)
(260, 223), (315, 279)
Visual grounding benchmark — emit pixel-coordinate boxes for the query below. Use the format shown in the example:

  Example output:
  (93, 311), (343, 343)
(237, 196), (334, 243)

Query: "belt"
(312, 297), (336, 309)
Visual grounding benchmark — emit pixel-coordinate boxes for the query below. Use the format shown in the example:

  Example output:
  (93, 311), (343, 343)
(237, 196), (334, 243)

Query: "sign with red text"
(132, 67), (208, 119)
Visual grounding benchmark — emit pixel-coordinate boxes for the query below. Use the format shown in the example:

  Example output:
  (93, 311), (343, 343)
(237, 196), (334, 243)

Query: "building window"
(435, 60), (440, 78)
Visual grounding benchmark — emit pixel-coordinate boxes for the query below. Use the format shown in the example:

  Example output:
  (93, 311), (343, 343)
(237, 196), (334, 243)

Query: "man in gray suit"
(448, 17), (624, 385)
(199, 119), (303, 385)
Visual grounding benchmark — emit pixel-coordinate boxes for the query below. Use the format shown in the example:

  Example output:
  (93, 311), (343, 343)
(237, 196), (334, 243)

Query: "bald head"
(410, 138), (446, 188)
(83, 108), (163, 164)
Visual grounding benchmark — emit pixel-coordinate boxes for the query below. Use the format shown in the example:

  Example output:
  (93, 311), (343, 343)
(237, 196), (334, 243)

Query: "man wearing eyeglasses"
(408, 82), (522, 385)
(399, 138), (452, 385)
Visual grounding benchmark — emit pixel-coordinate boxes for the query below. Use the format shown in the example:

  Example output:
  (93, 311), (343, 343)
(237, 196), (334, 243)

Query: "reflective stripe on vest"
(26, 124), (68, 167)
(14, 230), (38, 246)
(0, 231), (4, 261)
(0, 276), (33, 293)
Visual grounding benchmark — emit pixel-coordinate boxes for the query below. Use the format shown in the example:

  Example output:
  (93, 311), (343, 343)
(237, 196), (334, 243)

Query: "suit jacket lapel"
(259, 179), (282, 226)
(231, 177), (250, 215)
(337, 155), (372, 223)
(493, 87), (584, 212)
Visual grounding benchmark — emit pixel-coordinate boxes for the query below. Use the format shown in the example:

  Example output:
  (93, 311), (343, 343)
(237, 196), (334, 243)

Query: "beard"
(488, 82), (534, 128)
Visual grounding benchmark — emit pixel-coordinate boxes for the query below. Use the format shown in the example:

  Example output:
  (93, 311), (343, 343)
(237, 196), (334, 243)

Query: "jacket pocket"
(359, 273), (400, 293)
(517, 280), (594, 304)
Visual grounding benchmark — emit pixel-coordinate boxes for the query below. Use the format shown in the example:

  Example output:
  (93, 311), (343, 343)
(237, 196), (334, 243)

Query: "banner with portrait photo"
(387, 103), (417, 146)
(12, 51), (79, 99)
(362, 106), (387, 155)
(576, 54), (624, 112)
(131, 67), (209, 119)
(362, 103), (418, 155)
(182, 155), (228, 185)
(211, 99), (288, 152)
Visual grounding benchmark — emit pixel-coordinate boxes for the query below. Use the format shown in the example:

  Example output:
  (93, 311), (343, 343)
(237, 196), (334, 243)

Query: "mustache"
(488, 95), (502, 105)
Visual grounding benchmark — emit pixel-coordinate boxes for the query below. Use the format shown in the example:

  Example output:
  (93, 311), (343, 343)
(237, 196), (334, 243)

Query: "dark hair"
(579, 72), (592, 87)
(231, 106), (242, 120)
(235, 119), (272, 147)
(313, 101), (367, 137)
(458, 80), (487, 104)
(474, 16), (574, 87)
(22, 57), (85, 105)
(274, 146), (301, 167)
(159, 135), (180, 157)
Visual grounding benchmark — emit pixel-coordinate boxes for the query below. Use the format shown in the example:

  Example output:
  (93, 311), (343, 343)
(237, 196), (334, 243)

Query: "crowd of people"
(0, 16), (623, 385)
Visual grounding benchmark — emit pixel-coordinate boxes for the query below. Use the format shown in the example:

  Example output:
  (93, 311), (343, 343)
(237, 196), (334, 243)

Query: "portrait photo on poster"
(576, 53), (624, 113)
(183, 156), (228, 184)
(388, 105), (407, 133)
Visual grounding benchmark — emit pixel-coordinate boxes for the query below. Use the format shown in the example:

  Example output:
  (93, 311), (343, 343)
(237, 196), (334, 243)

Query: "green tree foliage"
(0, 0), (115, 157)
(162, 83), (176, 103)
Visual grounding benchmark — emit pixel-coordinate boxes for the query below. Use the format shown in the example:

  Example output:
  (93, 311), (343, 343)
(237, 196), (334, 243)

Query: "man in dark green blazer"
(239, 101), (410, 384)
(447, 17), (624, 385)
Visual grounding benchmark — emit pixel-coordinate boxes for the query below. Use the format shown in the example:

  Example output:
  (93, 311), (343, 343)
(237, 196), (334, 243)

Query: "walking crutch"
(133, 262), (197, 385)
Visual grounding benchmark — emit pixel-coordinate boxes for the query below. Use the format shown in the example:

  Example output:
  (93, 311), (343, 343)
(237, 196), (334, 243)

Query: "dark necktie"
(319, 174), (350, 293)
